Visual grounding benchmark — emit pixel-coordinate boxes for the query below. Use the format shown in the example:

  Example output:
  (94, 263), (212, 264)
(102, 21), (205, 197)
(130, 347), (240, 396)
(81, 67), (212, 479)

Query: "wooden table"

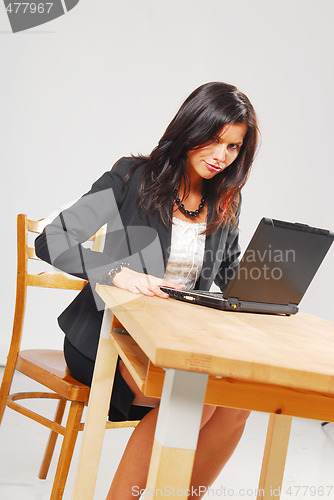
(71, 286), (334, 499)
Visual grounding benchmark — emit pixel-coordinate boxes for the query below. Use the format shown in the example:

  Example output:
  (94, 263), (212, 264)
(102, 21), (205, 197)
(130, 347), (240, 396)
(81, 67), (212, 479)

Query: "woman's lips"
(204, 160), (221, 173)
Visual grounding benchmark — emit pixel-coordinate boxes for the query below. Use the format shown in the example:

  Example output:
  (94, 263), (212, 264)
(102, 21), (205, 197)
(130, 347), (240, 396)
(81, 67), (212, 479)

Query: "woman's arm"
(35, 158), (136, 282)
(35, 158), (183, 296)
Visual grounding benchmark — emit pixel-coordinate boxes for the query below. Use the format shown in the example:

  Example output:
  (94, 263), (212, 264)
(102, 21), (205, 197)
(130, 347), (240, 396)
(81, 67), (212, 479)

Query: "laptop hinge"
(227, 298), (299, 315)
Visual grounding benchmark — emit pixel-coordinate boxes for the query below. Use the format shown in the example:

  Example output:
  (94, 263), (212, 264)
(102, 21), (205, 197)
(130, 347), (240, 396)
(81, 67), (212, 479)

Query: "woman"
(35, 81), (259, 499)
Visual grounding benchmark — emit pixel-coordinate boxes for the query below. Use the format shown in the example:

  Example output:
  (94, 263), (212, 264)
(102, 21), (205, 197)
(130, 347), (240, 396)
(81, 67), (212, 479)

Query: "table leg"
(146, 369), (209, 499)
(71, 308), (118, 500)
(257, 413), (292, 499)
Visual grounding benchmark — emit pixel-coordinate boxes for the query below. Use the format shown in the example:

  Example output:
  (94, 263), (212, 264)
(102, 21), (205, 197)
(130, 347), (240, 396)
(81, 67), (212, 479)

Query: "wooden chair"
(0, 214), (139, 500)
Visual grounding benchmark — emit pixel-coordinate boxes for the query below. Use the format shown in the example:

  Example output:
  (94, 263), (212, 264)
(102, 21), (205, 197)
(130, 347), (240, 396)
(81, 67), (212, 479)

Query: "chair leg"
(0, 355), (17, 424)
(50, 400), (85, 500)
(39, 398), (67, 480)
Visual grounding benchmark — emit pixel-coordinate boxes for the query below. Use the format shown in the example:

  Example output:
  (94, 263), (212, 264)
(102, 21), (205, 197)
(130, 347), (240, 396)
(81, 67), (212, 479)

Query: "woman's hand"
(112, 267), (184, 298)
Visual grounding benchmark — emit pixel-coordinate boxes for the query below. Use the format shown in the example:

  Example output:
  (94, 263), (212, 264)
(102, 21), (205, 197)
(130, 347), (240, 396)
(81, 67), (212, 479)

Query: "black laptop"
(160, 218), (334, 315)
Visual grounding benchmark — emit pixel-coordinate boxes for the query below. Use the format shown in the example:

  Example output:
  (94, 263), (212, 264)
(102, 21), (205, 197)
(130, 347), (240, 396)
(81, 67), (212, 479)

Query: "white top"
(164, 217), (207, 289)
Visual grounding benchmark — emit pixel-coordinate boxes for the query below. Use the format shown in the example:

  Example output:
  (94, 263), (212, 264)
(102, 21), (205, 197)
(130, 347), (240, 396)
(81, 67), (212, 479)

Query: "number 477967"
(285, 485), (333, 497)
(6, 3), (54, 14)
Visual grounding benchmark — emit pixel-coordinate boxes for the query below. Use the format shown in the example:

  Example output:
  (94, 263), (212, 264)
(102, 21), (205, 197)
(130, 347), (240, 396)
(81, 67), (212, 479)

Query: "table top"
(96, 285), (334, 395)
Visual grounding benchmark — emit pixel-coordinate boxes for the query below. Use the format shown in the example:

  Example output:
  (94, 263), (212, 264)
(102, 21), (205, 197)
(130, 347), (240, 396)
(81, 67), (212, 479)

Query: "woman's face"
(186, 122), (247, 183)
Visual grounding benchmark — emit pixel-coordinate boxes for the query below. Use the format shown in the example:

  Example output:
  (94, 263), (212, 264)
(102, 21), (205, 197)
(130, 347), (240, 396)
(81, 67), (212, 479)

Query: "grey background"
(0, 0), (333, 364)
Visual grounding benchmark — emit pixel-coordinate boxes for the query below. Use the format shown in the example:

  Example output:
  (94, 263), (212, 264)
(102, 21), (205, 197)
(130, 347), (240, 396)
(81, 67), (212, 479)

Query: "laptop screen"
(224, 218), (334, 305)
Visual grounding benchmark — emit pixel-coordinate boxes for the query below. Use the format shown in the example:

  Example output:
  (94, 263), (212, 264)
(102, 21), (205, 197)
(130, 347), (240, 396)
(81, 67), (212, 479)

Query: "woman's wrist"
(103, 262), (130, 285)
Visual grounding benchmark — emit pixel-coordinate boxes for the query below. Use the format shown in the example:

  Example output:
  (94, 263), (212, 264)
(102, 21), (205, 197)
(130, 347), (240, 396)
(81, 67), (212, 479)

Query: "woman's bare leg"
(188, 407), (250, 499)
(106, 403), (218, 500)
(106, 405), (158, 500)
(106, 406), (249, 500)
(107, 362), (249, 500)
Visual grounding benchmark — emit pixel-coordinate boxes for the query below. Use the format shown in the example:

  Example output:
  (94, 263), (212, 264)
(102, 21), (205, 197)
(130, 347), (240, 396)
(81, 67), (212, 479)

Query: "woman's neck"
(174, 176), (207, 223)
(179, 172), (204, 198)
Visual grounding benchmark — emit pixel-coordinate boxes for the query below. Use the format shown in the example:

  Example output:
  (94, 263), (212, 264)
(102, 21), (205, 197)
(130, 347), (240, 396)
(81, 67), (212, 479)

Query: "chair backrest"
(11, 213), (103, 358)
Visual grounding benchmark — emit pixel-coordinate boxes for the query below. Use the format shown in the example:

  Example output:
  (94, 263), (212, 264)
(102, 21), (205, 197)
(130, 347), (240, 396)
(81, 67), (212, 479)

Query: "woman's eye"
(229, 144), (240, 151)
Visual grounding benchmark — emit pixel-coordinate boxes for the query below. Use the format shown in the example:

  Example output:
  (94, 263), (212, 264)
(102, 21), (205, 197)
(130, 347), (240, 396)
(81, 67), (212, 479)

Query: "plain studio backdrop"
(0, 0), (333, 364)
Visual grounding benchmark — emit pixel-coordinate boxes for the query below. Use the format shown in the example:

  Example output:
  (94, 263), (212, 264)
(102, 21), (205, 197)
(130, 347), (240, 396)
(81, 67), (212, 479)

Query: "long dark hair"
(129, 82), (259, 233)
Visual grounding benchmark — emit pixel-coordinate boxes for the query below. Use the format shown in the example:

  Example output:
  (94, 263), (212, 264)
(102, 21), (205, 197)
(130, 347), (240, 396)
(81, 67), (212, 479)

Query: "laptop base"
(160, 287), (298, 316)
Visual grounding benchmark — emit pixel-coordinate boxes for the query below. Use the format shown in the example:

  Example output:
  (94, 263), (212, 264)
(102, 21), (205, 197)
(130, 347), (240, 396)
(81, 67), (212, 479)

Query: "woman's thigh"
(64, 337), (156, 421)
(63, 336), (95, 386)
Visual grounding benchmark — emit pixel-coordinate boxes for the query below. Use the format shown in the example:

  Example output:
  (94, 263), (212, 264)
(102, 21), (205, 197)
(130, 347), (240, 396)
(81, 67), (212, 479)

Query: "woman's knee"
(200, 405), (217, 427)
(215, 407), (251, 427)
(119, 359), (159, 408)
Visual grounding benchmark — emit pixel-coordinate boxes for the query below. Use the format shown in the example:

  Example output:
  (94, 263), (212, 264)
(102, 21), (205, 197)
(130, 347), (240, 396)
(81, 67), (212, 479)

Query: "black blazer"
(35, 157), (241, 360)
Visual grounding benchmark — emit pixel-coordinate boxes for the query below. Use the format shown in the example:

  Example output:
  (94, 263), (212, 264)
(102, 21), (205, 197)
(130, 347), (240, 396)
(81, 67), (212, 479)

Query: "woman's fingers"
(162, 279), (185, 289)
(136, 275), (170, 297)
(153, 286), (170, 299)
(132, 284), (155, 297)
(135, 281), (168, 298)
(112, 267), (185, 298)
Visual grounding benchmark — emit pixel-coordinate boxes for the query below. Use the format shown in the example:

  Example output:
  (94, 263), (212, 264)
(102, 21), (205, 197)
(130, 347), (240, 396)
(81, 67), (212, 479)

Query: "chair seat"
(16, 350), (90, 403)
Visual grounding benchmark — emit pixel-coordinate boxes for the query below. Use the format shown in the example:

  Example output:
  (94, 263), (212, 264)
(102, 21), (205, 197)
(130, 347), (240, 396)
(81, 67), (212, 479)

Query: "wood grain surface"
(96, 285), (334, 395)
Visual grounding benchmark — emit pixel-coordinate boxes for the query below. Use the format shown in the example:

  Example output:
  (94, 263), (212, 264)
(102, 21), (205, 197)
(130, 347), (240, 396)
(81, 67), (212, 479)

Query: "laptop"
(160, 218), (334, 315)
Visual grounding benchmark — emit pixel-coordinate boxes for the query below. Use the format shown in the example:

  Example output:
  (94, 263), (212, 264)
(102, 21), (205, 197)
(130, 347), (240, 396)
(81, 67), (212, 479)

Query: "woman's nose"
(213, 144), (226, 163)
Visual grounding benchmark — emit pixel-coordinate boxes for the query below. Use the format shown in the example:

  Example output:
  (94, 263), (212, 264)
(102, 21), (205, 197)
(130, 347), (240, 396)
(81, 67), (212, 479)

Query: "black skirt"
(63, 337), (153, 421)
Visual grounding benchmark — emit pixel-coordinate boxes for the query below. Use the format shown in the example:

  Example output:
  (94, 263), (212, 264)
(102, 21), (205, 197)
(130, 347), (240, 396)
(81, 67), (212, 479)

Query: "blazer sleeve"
(213, 203), (242, 292)
(35, 157), (137, 282)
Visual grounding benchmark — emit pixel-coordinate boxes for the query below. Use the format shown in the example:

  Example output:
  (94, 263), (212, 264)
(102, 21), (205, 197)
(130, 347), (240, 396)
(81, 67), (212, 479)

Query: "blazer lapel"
(197, 198), (228, 290)
(147, 213), (172, 274)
